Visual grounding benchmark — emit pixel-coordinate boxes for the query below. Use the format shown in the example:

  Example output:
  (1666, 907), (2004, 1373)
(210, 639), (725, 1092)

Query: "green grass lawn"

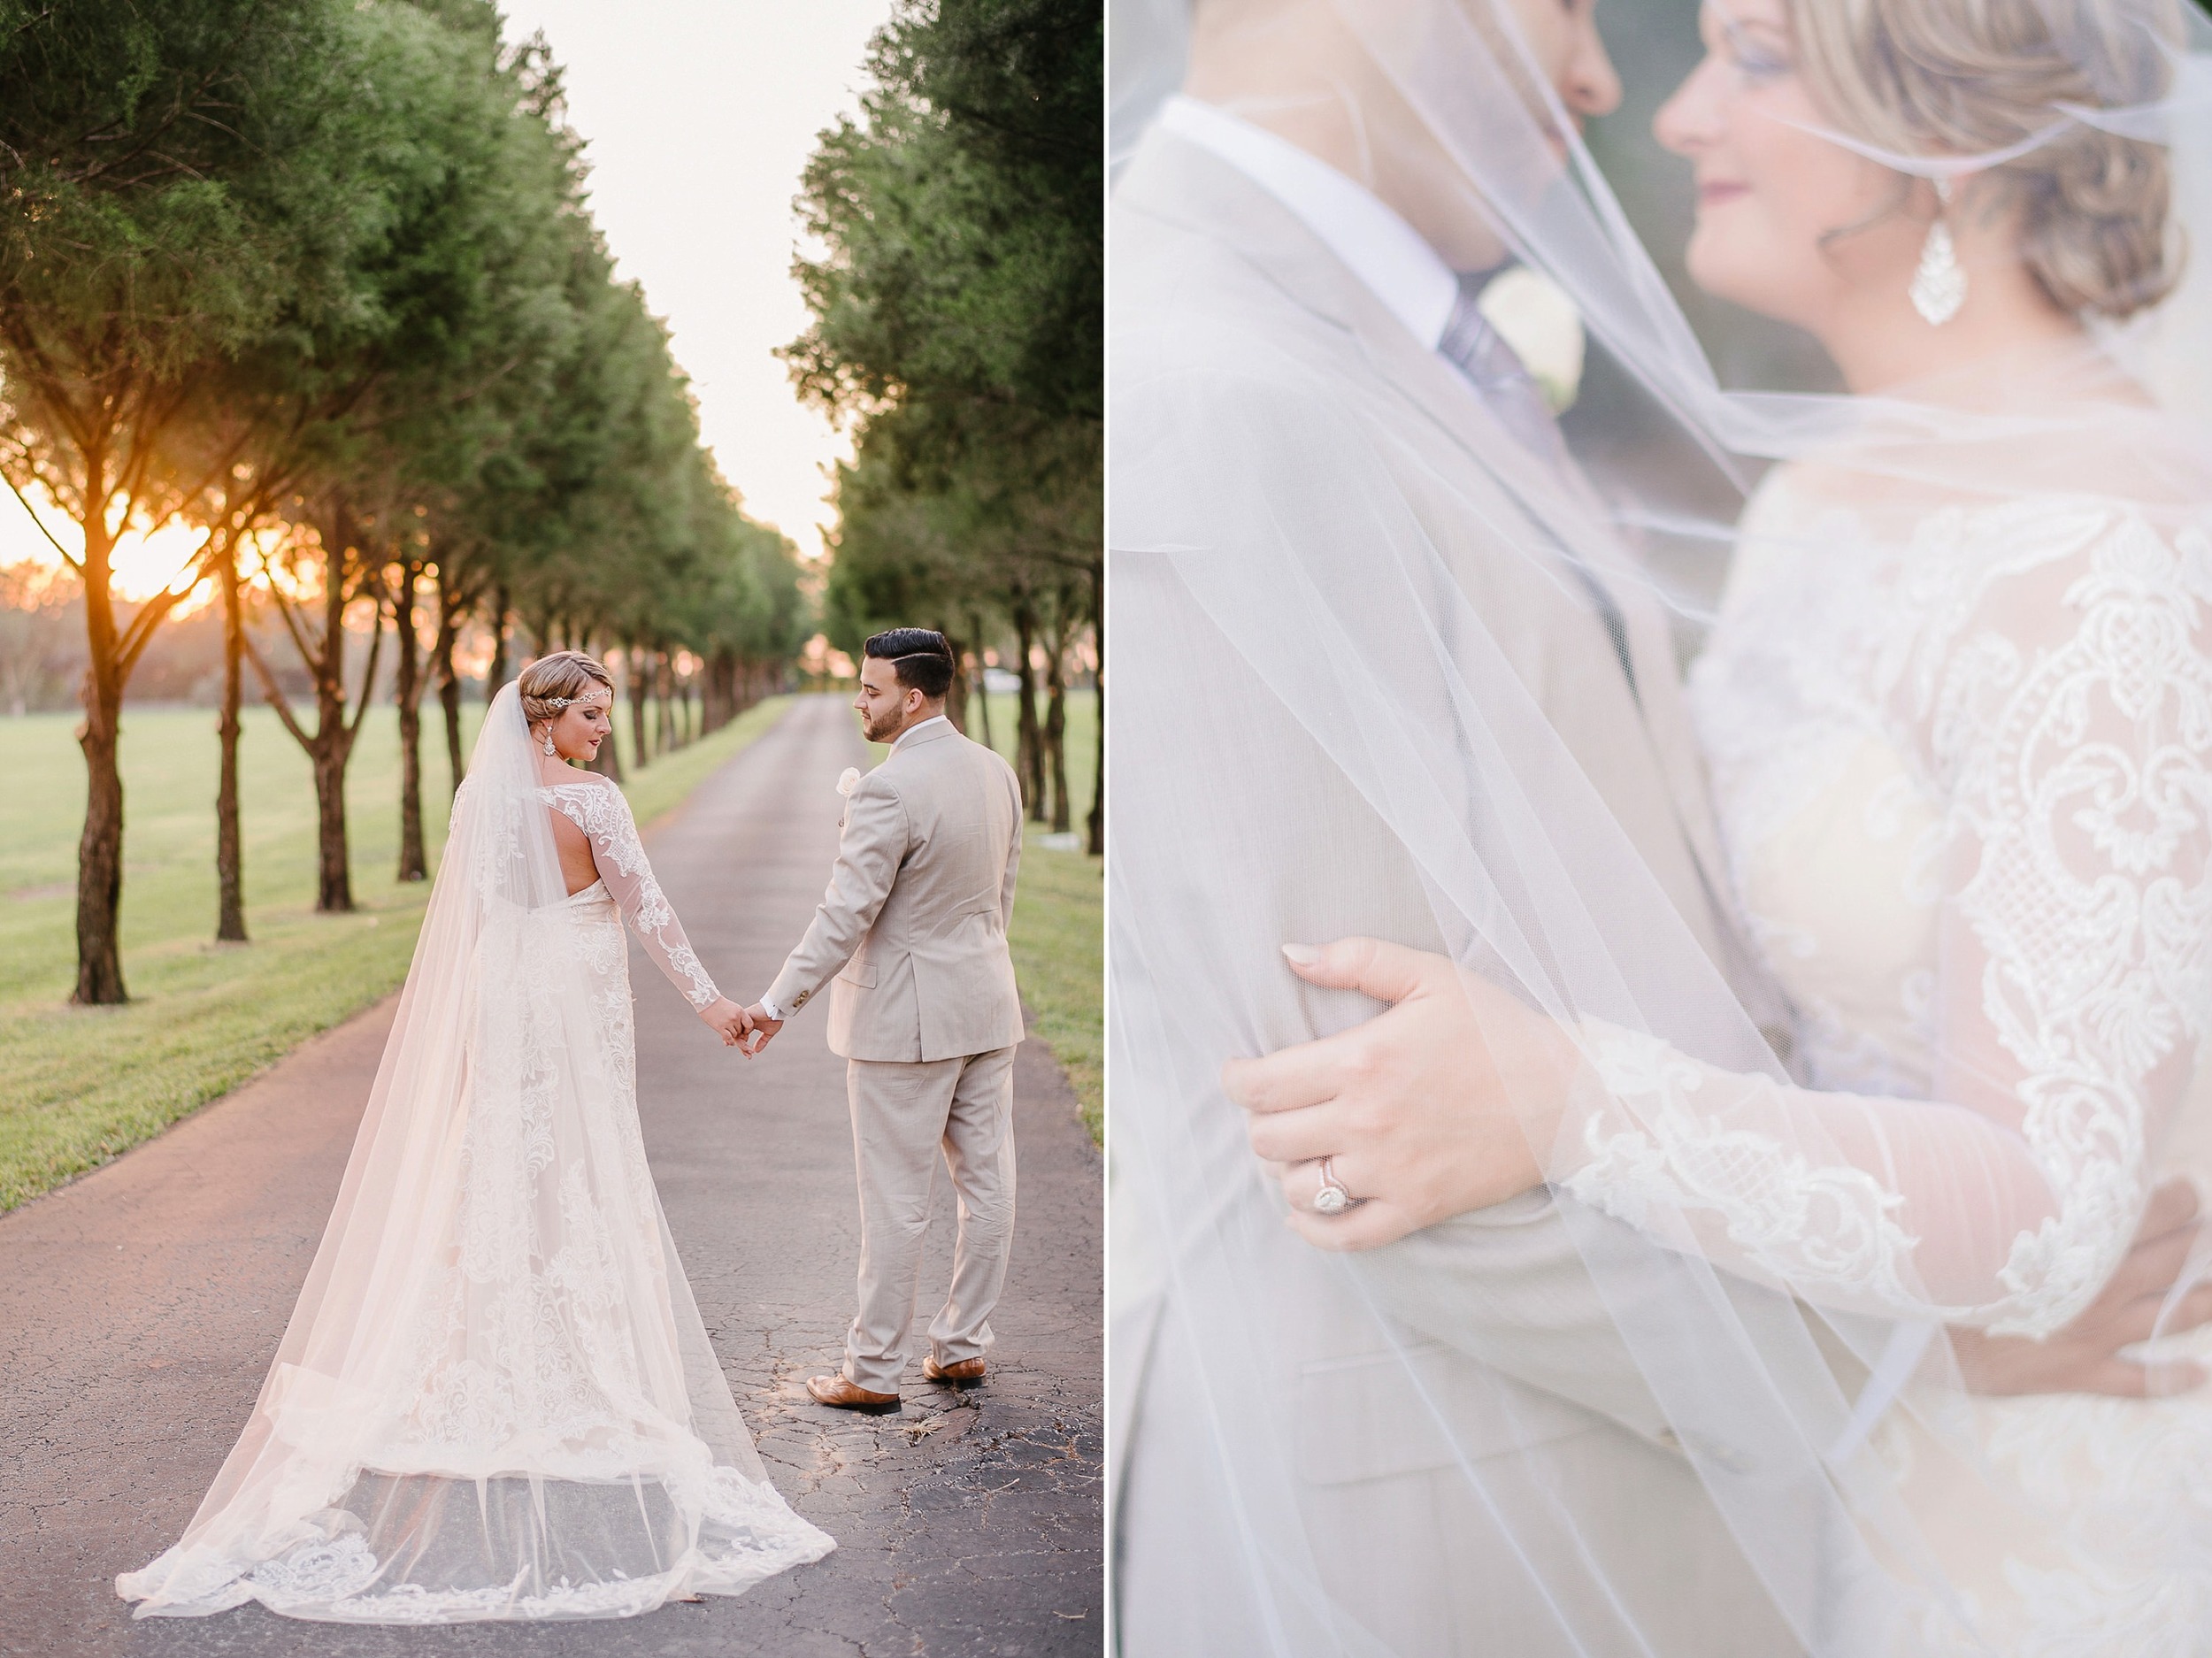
(982, 689), (1100, 1141)
(0, 695), (789, 1212)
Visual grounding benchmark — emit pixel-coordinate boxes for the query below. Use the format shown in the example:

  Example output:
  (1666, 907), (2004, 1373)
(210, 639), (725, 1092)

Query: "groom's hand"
(699, 997), (752, 1048)
(740, 1003), (784, 1056)
(1951, 1178), (2212, 1398)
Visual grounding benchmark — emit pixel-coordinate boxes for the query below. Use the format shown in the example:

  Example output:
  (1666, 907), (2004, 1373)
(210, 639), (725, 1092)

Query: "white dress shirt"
(1155, 94), (1458, 351)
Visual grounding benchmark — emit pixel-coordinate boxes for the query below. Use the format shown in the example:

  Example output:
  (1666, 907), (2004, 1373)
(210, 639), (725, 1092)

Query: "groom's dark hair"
(864, 628), (956, 700)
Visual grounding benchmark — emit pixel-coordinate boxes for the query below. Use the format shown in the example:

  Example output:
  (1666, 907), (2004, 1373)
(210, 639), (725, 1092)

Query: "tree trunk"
(314, 546), (357, 912)
(1013, 599), (1046, 823)
(71, 451), (129, 1004)
(629, 645), (651, 769)
(969, 610), (994, 753)
(393, 563), (427, 883)
(1044, 633), (1071, 834)
(941, 625), (969, 734)
(707, 654), (733, 732)
(1087, 558), (1104, 857)
(315, 742), (352, 912)
(656, 653), (675, 754)
(245, 501), (386, 917)
(215, 545), (248, 941)
(74, 672), (128, 1003)
(485, 584), (511, 699)
(434, 566), (465, 796)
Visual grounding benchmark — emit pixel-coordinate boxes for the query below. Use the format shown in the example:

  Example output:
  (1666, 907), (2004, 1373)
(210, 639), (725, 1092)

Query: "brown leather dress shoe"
(806, 1372), (901, 1413)
(923, 1355), (987, 1386)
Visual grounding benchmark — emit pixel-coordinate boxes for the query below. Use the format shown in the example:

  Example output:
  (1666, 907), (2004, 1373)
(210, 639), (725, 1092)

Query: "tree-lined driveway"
(0, 695), (1103, 1656)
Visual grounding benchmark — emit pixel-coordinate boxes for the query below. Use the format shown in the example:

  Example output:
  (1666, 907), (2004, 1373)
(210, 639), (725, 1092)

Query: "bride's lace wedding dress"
(1609, 470), (2212, 1652)
(118, 687), (833, 1623)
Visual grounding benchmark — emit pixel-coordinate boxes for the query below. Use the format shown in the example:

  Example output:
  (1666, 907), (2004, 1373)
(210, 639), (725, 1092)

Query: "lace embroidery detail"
(1572, 496), (2212, 1337)
(539, 779), (721, 1009)
(1563, 1025), (1925, 1304)
(218, 1473), (835, 1623)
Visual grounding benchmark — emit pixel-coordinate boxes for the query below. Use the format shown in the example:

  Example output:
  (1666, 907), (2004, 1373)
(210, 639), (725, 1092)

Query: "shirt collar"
(1156, 94), (1458, 350)
(891, 713), (951, 751)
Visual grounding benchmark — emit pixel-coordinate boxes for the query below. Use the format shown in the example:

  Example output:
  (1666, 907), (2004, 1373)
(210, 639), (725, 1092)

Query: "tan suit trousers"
(841, 1046), (1018, 1393)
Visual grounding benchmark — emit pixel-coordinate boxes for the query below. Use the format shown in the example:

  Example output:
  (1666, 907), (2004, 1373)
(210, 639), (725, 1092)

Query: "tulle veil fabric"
(1110, 0), (2212, 1651)
(119, 684), (832, 1622)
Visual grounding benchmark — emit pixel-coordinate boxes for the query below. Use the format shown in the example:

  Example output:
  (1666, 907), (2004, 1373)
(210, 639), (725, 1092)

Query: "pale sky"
(0, 0), (894, 591)
(496, 0), (895, 564)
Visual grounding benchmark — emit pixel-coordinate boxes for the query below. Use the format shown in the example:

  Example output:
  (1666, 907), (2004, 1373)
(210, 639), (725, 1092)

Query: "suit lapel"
(1124, 134), (1768, 1016)
(1129, 137), (1667, 696)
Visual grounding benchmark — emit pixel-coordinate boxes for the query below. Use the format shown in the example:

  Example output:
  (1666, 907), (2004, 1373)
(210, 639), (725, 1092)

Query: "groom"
(744, 629), (1025, 1414)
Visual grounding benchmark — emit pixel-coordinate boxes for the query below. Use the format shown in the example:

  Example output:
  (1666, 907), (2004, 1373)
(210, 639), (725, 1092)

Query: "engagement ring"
(1314, 1157), (1353, 1216)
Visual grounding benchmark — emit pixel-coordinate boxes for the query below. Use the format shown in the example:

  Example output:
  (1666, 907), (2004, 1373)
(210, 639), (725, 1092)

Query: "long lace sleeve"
(541, 778), (722, 1010)
(1556, 506), (2212, 1337)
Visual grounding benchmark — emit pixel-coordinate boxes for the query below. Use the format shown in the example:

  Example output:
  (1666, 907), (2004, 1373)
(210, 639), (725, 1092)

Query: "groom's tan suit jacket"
(1111, 128), (1815, 1655)
(766, 719), (1025, 1063)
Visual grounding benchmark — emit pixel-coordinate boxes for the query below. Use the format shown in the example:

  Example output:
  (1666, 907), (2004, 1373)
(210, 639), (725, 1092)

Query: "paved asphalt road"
(0, 695), (1103, 1657)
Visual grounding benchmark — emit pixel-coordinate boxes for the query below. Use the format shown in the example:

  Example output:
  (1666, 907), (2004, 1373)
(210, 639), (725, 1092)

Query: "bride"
(118, 651), (833, 1622)
(1115, 0), (2212, 1648)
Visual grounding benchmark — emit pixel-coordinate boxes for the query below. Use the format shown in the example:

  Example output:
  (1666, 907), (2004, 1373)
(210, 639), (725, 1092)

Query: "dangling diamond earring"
(1910, 178), (1967, 326)
(541, 728), (557, 757)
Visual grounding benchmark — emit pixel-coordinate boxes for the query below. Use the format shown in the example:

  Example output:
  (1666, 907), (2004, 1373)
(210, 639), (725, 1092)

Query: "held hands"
(700, 998), (755, 1049)
(1220, 938), (1573, 1251)
(698, 997), (784, 1056)
(739, 1003), (784, 1057)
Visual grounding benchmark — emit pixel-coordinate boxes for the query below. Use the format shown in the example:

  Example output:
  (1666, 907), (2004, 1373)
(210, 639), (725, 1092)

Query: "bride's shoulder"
(1902, 495), (2212, 681)
(539, 769), (619, 793)
(539, 770), (632, 827)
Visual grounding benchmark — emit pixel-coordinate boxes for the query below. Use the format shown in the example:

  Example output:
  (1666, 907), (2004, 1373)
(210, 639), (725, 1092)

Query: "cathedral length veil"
(119, 684), (832, 1621)
(1110, 0), (2212, 1650)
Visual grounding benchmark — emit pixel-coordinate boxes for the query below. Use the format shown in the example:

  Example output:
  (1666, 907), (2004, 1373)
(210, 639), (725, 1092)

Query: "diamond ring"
(1314, 1156), (1353, 1216)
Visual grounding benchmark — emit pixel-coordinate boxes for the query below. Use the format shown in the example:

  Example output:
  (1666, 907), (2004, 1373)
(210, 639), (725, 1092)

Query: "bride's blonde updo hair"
(518, 650), (614, 728)
(1786, 0), (2185, 319)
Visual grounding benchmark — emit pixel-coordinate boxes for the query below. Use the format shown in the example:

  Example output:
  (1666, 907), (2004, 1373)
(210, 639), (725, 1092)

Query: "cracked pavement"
(0, 695), (1104, 1657)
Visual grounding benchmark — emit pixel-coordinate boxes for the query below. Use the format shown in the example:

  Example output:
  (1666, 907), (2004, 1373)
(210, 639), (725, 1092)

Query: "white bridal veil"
(1110, 0), (2212, 1651)
(119, 685), (829, 1621)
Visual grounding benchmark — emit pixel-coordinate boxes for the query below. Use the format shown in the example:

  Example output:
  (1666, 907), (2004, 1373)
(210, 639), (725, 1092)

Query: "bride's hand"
(1221, 938), (1576, 1250)
(700, 998), (752, 1048)
(1952, 1178), (2212, 1398)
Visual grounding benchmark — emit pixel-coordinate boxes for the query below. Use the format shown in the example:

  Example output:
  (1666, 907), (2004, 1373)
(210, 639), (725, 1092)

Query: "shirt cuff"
(758, 994), (792, 1024)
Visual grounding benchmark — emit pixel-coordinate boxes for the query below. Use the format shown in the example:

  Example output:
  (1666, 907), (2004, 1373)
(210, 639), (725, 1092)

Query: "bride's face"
(1654, 0), (1927, 336)
(544, 695), (611, 764)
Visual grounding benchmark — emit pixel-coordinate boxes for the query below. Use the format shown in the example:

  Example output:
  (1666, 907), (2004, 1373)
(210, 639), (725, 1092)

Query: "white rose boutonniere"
(836, 766), (862, 799)
(1476, 265), (1586, 415)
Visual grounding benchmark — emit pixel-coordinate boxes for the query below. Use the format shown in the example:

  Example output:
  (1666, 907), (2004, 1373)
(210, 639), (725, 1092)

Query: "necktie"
(1436, 268), (1637, 700)
(1435, 270), (1560, 462)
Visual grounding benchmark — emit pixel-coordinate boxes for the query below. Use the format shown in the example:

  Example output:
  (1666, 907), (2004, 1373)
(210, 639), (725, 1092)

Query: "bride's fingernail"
(1282, 944), (1322, 968)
